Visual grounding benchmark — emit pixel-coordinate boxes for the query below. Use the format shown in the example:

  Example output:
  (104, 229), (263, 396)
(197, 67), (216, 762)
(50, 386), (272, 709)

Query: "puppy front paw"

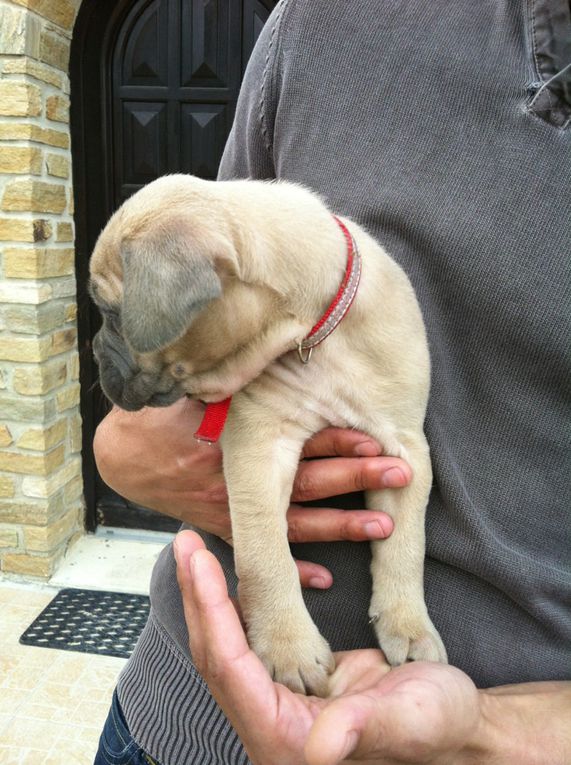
(369, 607), (448, 666)
(249, 623), (334, 697)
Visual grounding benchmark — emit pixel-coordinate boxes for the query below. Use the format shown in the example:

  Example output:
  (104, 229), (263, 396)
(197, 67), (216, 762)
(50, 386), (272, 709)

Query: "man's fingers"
(174, 530), (208, 661)
(173, 530), (282, 734)
(302, 428), (382, 459)
(174, 531), (253, 680)
(295, 559), (334, 589)
(287, 506), (394, 543)
(292, 456), (412, 501)
(189, 551), (253, 679)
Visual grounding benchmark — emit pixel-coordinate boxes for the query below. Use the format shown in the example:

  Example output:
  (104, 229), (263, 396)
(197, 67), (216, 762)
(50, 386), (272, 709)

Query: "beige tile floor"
(0, 583), (127, 764)
(0, 529), (172, 764)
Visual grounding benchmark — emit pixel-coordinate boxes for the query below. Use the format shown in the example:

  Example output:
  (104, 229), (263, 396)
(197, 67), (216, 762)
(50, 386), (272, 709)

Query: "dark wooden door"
(71, 0), (276, 532)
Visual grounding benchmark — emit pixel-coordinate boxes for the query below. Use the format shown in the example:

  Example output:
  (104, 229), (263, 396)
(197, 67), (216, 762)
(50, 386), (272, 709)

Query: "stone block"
(3, 247), (74, 278)
(0, 123), (69, 149)
(22, 456), (80, 498)
(0, 475), (15, 497)
(17, 419), (67, 451)
(33, 219), (53, 242)
(0, 219), (37, 242)
(0, 82), (41, 117)
(39, 29), (70, 71)
(0, 336), (51, 362)
(69, 413), (82, 453)
(56, 222), (73, 242)
(2, 180), (67, 214)
(9, 0), (76, 31)
(0, 147), (42, 174)
(4, 302), (65, 334)
(24, 505), (80, 553)
(0, 495), (61, 525)
(0, 444), (65, 476)
(13, 360), (67, 395)
(0, 281), (52, 304)
(3, 57), (63, 88)
(0, 5), (40, 56)
(0, 427), (13, 448)
(46, 153), (69, 178)
(0, 5), (27, 54)
(63, 475), (83, 504)
(68, 350), (79, 379)
(50, 276), (76, 298)
(50, 327), (76, 356)
(0, 218), (55, 243)
(65, 303), (77, 323)
(46, 94), (69, 123)
(56, 382), (80, 412)
(0, 528), (18, 548)
(0, 392), (55, 422)
(1, 550), (58, 578)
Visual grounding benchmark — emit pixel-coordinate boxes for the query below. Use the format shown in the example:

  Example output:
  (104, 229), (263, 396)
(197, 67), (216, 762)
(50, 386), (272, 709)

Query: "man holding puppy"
(94, 1), (570, 763)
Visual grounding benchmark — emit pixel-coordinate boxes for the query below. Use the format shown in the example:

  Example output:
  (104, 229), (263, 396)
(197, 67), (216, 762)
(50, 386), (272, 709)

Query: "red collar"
(194, 216), (361, 444)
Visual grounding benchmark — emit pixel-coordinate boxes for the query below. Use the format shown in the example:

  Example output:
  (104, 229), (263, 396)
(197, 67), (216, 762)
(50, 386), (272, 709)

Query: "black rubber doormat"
(19, 587), (150, 659)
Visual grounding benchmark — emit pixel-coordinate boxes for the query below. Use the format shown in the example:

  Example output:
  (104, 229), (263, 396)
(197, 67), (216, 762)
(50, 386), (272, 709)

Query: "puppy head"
(89, 178), (237, 410)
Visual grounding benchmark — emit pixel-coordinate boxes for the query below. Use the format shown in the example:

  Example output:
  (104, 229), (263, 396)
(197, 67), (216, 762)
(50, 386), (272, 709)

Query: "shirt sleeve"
(217, 2), (288, 181)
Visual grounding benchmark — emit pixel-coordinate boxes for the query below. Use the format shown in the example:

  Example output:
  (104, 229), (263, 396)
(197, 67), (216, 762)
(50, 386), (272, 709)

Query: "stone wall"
(0, 0), (84, 578)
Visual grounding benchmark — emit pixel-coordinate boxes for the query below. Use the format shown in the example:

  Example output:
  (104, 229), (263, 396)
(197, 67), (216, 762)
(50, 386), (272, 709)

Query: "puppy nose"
(121, 368), (181, 410)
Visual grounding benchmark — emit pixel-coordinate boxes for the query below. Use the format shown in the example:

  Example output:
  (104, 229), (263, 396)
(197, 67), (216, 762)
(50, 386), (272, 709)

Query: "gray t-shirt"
(117, 2), (570, 762)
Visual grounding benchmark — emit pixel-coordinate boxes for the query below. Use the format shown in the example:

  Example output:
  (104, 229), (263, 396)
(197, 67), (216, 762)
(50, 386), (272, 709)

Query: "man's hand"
(94, 398), (410, 586)
(174, 530), (571, 765)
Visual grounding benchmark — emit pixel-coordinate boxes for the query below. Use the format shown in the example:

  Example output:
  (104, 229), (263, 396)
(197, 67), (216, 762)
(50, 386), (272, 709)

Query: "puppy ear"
(120, 228), (221, 353)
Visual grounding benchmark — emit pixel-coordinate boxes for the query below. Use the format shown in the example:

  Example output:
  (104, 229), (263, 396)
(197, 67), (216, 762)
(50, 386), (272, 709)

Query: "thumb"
(304, 695), (380, 765)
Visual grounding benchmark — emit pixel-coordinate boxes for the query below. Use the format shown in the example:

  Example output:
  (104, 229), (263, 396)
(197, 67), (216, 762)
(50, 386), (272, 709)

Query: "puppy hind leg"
(366, 438), (447, 665)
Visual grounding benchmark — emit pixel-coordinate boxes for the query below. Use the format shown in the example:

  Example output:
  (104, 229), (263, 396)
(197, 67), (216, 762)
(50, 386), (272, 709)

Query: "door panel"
(242, 0), (272, 72)
(122, 101), (168, 183)
(71, 0), (276, 532)
(121, 1), (170, 86)
(112, 0), (247, 204)
(180, 103), (230, 177)
(181, 0), (235, 88)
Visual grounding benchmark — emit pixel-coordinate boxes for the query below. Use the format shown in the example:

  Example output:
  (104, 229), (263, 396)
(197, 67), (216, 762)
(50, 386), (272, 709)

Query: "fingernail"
(363, 520), (389, 538)
(308, 576), (329, 589)
(172, 537), (180, 562)
(354, 441), (381, 456)
(189, 551), (204, 583)
(381, 467), (407, 488)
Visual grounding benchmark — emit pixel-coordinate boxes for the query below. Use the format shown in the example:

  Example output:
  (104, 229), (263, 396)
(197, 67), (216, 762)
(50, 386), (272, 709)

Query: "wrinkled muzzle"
(93, 321), (183, 411)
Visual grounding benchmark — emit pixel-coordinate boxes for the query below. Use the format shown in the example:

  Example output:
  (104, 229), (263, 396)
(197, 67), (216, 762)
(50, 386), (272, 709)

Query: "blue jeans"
(94, 690), (160, 765)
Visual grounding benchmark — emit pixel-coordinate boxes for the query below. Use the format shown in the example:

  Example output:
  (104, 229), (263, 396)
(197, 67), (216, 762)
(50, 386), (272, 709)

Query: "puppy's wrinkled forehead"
(89, 211), (126, 308)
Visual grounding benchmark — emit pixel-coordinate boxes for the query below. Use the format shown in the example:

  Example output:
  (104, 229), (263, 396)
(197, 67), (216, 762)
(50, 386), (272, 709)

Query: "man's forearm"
(467, 681), (571, 765)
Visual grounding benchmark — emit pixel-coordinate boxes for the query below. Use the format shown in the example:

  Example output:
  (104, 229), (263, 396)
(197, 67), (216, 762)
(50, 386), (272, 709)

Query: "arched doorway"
(71, 0), (276, 532)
